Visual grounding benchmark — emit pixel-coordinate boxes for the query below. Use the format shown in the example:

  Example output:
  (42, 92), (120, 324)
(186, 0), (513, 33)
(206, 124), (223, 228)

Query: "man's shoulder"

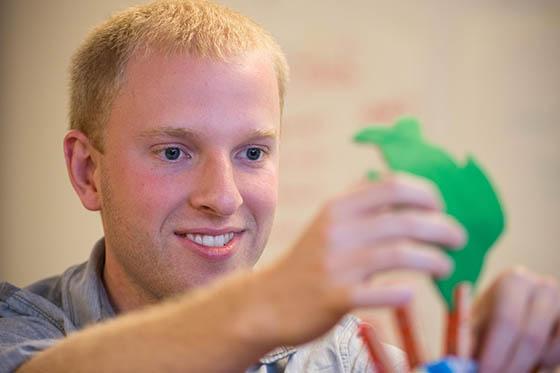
(3, 260), (77, 308)
(1, 274), (62, 308)
(0, 261), (91, 332)
(0, 276), (68, 333)
(0, 239), (114, 331)
(0, 279), (72, 373)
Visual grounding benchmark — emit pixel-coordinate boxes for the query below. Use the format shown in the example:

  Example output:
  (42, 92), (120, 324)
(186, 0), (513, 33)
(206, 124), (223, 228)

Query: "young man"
(1, 1), (558, 372)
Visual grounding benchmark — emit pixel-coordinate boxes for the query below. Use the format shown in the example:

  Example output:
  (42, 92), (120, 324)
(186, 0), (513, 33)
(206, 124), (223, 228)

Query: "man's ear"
(63, 130), (102, 211)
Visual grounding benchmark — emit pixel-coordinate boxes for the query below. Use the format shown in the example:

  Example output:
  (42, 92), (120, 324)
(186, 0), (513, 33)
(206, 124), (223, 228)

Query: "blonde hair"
(70, 0), (289, 150)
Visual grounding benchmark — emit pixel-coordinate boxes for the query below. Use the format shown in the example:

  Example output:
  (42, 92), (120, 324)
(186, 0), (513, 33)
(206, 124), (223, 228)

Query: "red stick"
(445, 283), (472, 358)
(393, 303), (424, 369)
(358, 322), (393, 373)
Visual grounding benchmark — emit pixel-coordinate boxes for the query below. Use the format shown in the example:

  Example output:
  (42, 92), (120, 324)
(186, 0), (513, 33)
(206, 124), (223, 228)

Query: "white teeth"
(185, 232), (234, 247)
(202, 235), (213, 246)
(215, 235), (225, 247)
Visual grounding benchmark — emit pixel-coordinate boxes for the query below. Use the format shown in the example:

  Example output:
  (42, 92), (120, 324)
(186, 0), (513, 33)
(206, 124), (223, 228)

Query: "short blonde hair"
(70, 0), (289, 150)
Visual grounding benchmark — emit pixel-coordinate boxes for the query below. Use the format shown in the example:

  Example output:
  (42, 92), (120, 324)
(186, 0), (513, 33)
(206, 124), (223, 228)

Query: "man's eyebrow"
(137, 127), (202, 141)
(137, 126), (278, 141)
(246, 128), (278, 140)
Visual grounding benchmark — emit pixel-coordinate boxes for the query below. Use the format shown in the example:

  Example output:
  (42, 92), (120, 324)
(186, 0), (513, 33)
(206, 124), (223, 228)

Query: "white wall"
(1, 0), (559, 356)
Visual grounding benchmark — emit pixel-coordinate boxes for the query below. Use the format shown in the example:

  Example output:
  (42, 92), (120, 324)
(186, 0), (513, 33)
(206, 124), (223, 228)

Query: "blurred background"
(1, 0), (559, 358)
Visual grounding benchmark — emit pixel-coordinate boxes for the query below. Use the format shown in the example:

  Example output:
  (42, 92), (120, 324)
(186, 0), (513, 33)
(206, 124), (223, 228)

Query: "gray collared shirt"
(0, 239), (404, 372)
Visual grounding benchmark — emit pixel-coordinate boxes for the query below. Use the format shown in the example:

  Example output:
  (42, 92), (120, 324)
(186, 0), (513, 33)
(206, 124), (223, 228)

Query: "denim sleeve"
(0, 316), (63, 373)
(0, 281), (67, 373)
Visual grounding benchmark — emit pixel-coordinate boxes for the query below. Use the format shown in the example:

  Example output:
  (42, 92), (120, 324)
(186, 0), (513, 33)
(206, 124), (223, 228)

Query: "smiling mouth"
(182, 232), (235, 247)
(174, 231), (240, 260)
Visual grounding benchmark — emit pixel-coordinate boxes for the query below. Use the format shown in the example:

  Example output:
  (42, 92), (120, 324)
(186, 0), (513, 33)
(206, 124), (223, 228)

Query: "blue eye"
(245, 147), (262, 161)
(164, 147), (182, 161)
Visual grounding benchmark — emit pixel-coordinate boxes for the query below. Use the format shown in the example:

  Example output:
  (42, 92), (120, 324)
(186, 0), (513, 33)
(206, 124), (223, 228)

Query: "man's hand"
(473, 267), (560, 372)
(249, 173), (466, 346)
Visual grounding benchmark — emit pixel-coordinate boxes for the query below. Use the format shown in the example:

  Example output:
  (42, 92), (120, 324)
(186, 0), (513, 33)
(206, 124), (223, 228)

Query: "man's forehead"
(103, 49), (282, 146)
(120, 49), (280, 105)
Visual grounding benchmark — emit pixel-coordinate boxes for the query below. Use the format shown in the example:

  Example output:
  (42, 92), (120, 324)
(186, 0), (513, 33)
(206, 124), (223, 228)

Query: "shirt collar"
(63, 238), (115, 328)
(258, 345), (297, 364)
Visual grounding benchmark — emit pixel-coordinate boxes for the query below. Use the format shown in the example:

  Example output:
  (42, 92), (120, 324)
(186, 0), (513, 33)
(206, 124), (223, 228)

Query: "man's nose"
(188, 154), (243, 217)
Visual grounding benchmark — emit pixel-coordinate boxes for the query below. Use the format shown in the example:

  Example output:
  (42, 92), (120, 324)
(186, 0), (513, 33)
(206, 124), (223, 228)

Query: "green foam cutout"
(353, 117), (506, 309)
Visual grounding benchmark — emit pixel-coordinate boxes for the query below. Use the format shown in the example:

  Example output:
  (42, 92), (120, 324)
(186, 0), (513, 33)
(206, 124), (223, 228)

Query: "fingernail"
(436, 258), (454, 278)
(452, 225), (468, 248)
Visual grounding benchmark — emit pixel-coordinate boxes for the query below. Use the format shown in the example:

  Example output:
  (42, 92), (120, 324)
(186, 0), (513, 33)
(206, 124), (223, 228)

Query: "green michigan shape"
(354, 117), (506, 309)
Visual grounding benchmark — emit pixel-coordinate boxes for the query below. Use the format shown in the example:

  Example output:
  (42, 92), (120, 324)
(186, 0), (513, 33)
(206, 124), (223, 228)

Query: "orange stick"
(445, 303), (458, 355)
(445, 283), (472, 358)
(358, 322), (393, 373)
(393, 303), (424, 369)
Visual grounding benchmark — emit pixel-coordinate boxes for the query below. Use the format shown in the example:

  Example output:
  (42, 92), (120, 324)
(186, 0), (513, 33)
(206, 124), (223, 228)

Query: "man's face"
(95, 50), (281, 300)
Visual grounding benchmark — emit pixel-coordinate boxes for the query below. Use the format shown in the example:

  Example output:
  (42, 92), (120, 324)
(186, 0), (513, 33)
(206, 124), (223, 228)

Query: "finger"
(329, 242), (453, 285)
(477, 270), (536, 373)
(504, 279), (560, 373)
(540, 280), (560, 369)
(330, 210), (466, 251)
(351, 284), (414, 309)
(330, 173), (444, 219)
(541, 322), (560, 368)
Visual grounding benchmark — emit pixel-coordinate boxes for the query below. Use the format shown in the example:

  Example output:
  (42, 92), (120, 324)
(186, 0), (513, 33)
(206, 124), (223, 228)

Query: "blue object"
(419, 356), (477, 373)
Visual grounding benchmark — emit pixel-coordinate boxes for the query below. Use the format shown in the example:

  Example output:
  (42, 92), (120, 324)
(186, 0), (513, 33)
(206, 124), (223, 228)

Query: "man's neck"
(102, 250), (158, 313)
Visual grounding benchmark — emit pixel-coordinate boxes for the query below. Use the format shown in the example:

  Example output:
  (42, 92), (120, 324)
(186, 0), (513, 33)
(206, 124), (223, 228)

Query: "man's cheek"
(122, 170), (180, 214)
(137, 181), (179, 212)
(249, 178), (278, 217)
